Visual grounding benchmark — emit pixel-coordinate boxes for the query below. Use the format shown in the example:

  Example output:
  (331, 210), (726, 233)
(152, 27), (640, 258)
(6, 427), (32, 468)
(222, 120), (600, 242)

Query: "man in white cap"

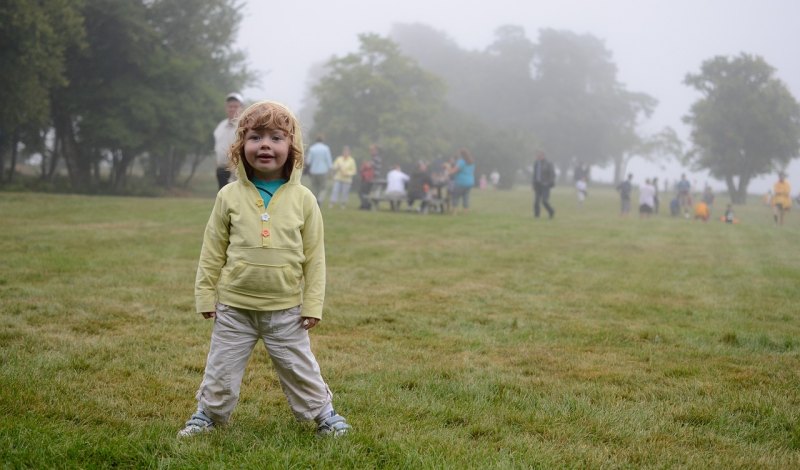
(213, 92), (244, 189)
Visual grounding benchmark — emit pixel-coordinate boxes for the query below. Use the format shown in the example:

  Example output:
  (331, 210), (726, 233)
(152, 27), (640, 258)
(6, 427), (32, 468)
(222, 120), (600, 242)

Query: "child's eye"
(248, 134), (261, 141)
(271, 134), (285, 142)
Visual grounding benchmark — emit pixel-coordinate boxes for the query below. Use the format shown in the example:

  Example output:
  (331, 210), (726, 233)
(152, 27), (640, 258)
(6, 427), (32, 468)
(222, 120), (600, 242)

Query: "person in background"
(357, 158), (375, 210)
(305, 135), (333, 205)
(676, 173), (692, 218)
(368, 144), (383, 180)
(450, 148), (476, 214)
(694, 200), (710, 222)
(616, 173), (633, 217)
(722, 203), (738, 224)
(652, 177), (660, 214)
(329, 145), (357, 209)
(213, 92), (243, 190)
(531, 151), (555, 219)
(772, 172), (792, 226)
(180, 100), (350, 439)
(385, 164), (409, 211)
(576, 177), (588, 206)
(407, 161), (433, 213)
(639, 178), (656, 218)
(489, 169), (500, 188)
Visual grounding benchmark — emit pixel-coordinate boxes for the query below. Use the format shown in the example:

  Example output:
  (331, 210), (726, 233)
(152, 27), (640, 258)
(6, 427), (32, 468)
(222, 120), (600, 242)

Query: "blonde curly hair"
(228, 101), (304, 181)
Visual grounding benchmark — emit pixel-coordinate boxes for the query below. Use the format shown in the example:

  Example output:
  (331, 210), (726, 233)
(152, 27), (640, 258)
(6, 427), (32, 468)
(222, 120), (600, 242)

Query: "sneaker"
(177, 411), (214, 437)
(316, 413), (351, 438)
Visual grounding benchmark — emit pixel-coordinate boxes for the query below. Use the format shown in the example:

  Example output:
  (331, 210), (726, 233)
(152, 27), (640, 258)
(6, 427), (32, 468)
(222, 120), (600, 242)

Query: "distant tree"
(684, 53), (800, 204)
(312, 33), (447, 166)
(2, 0), (248, 192)
(68, 0), (247, 190)
(0, 0), (84, 183)
(531, 29), (658, 181)
(390, 23), (536, 186)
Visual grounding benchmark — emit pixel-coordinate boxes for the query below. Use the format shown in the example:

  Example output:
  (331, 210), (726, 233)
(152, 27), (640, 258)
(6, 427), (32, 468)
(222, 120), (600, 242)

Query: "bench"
(367, 179), (449, 214)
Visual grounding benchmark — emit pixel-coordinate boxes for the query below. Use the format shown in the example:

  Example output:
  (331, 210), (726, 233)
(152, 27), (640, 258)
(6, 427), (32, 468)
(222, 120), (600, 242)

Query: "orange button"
(262, 229), (270, 237)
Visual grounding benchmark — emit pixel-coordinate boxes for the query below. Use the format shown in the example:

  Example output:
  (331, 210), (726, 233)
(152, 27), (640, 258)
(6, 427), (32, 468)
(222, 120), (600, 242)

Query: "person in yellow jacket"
(329, 145), (357, 209)
(179, 101), (351, 438)
(772, 172), (792, 226)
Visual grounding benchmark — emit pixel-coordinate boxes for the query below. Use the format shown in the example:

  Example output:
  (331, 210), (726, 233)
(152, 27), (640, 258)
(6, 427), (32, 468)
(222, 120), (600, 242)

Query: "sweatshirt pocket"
(225, 261), (299, 296)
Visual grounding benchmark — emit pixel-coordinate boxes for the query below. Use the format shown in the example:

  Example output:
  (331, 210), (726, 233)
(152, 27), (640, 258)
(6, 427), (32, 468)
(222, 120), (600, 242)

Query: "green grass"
(1, 187), (799, 469)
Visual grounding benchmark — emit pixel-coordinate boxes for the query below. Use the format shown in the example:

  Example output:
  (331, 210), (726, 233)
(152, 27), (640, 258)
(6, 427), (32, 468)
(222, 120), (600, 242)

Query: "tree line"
(3, 9), (798, 202)
(0, 0), (249, 192)
(306, 24), (799, 202)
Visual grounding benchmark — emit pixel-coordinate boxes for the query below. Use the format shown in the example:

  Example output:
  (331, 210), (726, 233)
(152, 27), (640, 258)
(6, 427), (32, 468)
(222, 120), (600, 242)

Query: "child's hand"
(301, 317), (319, 330)
(201, 311), (216, 319)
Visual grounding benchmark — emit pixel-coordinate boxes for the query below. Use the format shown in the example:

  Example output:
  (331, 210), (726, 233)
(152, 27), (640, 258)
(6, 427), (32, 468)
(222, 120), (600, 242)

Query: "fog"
(236, 0), (800, 195)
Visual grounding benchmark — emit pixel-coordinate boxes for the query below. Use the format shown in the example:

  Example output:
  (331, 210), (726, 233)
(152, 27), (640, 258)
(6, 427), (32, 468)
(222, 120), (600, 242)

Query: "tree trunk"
(0, 131), (6, 183)
(735, 173), (751, 205)
(111, 149), (134, 190)
(612, 154), (629, 185)
(725, 174), (751, 204)
(54, 111), (90, 190)
(182, 153), (205, 187)
(7, 130), (19, 183)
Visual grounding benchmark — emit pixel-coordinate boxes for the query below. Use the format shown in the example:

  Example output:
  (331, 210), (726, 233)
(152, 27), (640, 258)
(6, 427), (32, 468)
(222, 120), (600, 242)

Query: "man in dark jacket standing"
(532, 151), (556, 218)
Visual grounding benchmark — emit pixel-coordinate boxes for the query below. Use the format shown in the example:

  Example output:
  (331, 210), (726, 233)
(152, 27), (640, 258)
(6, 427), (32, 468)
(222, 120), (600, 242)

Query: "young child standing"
(178, 101), (351, 438)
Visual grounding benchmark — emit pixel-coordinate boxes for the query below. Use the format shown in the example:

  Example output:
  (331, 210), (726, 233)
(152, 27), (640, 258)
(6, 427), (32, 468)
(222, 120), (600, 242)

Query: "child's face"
(244, 128), (290, 180)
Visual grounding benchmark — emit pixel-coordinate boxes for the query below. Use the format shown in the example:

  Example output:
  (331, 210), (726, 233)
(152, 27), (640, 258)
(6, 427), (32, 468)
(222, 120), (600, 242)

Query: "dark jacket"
(533, 159), (555, 188)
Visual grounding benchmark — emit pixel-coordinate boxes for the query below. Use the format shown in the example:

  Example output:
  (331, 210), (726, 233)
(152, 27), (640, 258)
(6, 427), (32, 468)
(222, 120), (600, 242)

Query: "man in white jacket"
(213, 92), (243, 190)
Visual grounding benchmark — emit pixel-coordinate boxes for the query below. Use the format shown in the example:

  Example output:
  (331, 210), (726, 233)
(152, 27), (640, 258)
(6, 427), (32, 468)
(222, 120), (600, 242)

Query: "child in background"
(179, 101), (351, 438)
(693, 201), (710, 222)
(576, 177), (587, 205)
(722, 204), (738, 224)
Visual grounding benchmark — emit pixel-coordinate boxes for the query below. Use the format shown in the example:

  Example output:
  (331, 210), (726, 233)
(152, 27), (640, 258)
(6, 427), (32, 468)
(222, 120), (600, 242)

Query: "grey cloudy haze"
(236, 0), (800, 194)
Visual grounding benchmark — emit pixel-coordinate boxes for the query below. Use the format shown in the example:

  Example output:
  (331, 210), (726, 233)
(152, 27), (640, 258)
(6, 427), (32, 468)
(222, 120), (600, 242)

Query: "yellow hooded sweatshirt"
(194, 109), (325, 319)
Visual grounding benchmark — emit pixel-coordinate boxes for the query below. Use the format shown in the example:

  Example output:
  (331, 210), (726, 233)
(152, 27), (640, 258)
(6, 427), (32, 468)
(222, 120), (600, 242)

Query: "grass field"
(1, 185), (799, 469)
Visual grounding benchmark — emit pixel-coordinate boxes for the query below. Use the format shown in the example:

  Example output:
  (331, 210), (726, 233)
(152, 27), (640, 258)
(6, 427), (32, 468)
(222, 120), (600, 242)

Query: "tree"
(0, 0), (84, 183)
(684, 53), (800, 203)
(2, 0), (248, 192)
(312, 33), (447, 165)
(53, 0), (250, 190)
(531, 29), (658, 181)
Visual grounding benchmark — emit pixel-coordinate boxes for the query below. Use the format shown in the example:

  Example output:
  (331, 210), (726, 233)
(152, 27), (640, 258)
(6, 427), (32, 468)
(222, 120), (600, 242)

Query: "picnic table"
(368, 179), (448, 214)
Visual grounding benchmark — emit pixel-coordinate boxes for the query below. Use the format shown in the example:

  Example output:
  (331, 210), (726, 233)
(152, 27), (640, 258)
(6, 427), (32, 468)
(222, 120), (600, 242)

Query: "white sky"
(236, 0), (800, 195)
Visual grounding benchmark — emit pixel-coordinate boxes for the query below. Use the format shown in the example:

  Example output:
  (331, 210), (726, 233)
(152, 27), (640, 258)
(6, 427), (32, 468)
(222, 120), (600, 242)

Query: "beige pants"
(196, 304), (332, 424)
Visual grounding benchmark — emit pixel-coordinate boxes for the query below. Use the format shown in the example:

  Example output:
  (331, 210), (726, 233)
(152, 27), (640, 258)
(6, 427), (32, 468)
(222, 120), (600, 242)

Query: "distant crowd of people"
(298, 139), (504, 215)
(212, 93), (793, 226)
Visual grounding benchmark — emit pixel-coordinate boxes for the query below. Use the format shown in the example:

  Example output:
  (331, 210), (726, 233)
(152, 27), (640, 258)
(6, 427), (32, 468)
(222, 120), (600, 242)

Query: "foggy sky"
(236, 0), (800, 194)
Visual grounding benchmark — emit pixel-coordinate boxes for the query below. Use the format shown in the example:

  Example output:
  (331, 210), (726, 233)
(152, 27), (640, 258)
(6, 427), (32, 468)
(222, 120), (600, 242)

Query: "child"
(722, 204), (738, 224)
(575, 177), (587, 205)
(178, 101), (351, 438)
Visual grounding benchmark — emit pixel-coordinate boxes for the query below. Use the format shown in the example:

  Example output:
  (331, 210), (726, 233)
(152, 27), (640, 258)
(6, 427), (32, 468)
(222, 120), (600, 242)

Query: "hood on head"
(233, 100), (305, 184)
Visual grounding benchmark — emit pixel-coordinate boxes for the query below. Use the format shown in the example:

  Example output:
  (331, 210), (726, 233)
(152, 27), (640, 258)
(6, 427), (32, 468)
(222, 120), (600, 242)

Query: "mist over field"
(236, 0), (800, 194)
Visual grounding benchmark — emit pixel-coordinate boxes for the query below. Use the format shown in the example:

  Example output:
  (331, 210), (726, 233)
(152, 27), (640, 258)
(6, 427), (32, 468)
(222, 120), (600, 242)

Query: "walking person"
(179, 101), (351, 439)
(532, 151), (555, 218)
(772, 172), (792, 226)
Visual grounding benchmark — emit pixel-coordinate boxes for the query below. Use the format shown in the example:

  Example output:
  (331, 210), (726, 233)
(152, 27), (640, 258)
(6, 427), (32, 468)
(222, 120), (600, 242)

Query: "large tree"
(0, 0), (84, 182)
(312, 33), (447, 166)
(2, 0), (249, 192)
(531, 29), (658, 181)
(389, 24), (660, 185)
(684, 53), (800, 203)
